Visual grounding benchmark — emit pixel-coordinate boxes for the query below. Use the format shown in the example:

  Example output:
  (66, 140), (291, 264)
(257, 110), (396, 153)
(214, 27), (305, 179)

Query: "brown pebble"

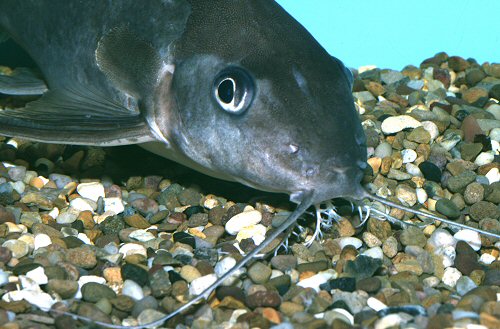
(77, 211), (95, 229)
(124, 213), (150, 229)
(261, 307), (281, 324)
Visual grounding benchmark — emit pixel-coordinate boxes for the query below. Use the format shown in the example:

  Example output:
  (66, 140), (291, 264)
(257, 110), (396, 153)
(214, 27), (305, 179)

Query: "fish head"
(155, 1), (367, 204)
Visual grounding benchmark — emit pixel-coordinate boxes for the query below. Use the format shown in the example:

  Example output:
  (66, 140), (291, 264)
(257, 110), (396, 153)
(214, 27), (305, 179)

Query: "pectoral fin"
(96, 26), (165, 97)
(0, 85), (154, 145)
(0, 67), (48, 95)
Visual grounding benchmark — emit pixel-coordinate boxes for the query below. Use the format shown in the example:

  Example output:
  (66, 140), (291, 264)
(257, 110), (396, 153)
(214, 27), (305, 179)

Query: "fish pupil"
(218, 78), (235, 104)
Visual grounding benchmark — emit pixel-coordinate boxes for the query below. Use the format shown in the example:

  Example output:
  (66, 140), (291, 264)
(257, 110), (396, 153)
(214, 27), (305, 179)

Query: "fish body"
(0, 0), (366, 205)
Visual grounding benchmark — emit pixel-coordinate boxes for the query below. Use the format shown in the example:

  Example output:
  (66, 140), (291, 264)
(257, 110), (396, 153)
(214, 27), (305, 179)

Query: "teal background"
(276, 0), (500, 70)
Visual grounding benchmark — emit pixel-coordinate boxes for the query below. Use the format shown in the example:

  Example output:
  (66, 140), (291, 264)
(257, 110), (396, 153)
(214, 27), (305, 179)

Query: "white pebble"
(362, 247), (384, 260)
(203, 197), (220, 209)
(26, 266), (48, 285)
(490, 128), (500, 142)
(367, 297), (387, 312)
(401, 149), (417, 163)
(297, 269), (337, 292)
(4, 222), (24, 234)
(122, 279), (144, 300)
(454, 229), (481, 251)
(474, 151), (494, 166)
(77, 182), (105, 202)
(442, 267), (462, 288)
(119, 243), (147, 258)
(104, 197), (125, 214)
(128, 229), (156, 242)
(485, 168), (500, 184)
(9, 181), (25, 194)
(422, 276), (440, 288)
(440, 246), (457, 268)
(479, 253), (496, 265)
(69, 197), (96, 212)
(381, 115), (422, 135)
(486, 104), (500, 120)
(214, 257), (236, 276)
(421, 121), (440, 141)
(405, 163), (422, 177)
(77, 233), (92, 245)
(375, 314), (405, 329)
(326, 308), (354, 326)
(416, 188), (428, 204)
(228, 310), (249, 325)
(427, 229), (456, 250)
(34, 234), (52, 250)
(189, 274), (217, 296)
(215, 257), (243, 286)
(492, 140), (499, 153)
(236, 224), (266, 245)
(225, 210), (262, 235)
(2, 289), (56, 311)
(0, 269), (10, 287)
(48, 207), (59, 219)
(337, 237), (363, 250)
(56, 207), (80, 224)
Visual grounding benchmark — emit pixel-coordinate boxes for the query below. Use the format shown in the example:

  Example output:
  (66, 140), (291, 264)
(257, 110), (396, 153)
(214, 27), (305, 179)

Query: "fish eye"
(213, 66), (254, 115)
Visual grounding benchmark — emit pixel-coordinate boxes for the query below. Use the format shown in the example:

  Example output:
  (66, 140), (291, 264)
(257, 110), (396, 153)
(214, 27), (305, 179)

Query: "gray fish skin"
(0, 0), (367, 204)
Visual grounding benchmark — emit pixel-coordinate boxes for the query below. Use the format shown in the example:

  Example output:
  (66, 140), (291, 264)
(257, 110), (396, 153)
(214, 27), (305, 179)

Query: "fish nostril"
(288, 143), (299, 154)
(305, 167), (317, 178)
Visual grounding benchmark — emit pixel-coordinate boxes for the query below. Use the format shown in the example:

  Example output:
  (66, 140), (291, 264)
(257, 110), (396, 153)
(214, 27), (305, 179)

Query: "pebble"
(248, 262), (272, 284)
(236, 224), (266, 245)
(81, 282), (116, 302)
(225, 209), (262, 235)
(475, 151), (495, 166)
(421, 121), (440, 140)
(374, 142), (393, 158)
(245, 290), (281, 309)
(427, 229), (456, 250)
(361, 246), (384, 260)
(46, 279), (79, 299)
(401, 149), (417, 163)
(381, 115), (422, 134)
(189, 274), (217, 296)
(297, 269), (337, 292)
(2, 239), (29, 258)
(122, 279), (145, 300)
(179, 265), (202, 283)
(337, 237), (363, 250)
(400, 226), (426, 247)
(442, 267), (462, 288)
(77, 182), (105, 202)
(453, 229), (481, 251)
(419, 161), (442, 182)
(435, 198), (461, 219)
(65, 246), (97, 269)
(119, 243), (147, 258)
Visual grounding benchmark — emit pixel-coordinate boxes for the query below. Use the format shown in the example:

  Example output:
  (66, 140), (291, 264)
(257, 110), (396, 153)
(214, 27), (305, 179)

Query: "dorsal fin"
(96, 26), (165, 97)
